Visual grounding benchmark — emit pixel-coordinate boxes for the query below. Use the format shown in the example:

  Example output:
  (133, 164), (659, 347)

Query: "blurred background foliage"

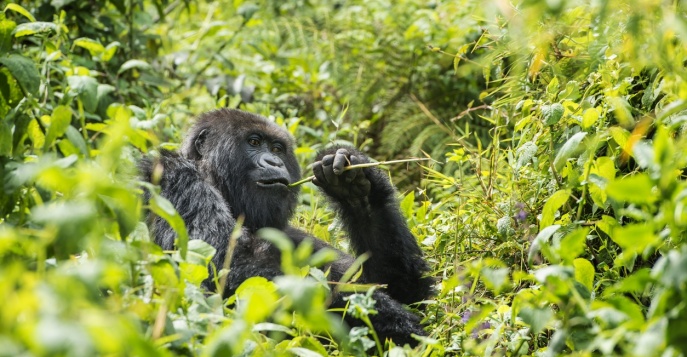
(2, 0), (687, 355)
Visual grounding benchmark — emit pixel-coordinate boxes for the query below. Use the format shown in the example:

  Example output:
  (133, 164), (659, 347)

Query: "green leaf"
(27, 119), (45, 150)
(481, 267), (510, 294)
(400, 191), (414, 219)
(542, 103), (564, 125)
(118, 59), (152, 74)
(64, 125), (88, 157)
(540, 189), (571, 228)
(604, 268), (652, 296)
(553, 132), (587, 171)
(560, 228), (589, 264)
(4, 4), (36, 21)
(573, 258), (594, 291)
(0, 120), (11, 156)
(179, 262), (208, 285)
(0, 18), (17, 53)
(288, 347), (324, 357)
(582, 107), (600, 129)
(12, 22), (58, 37)
(73, 37), (105, 57)
(611, 223), (656, 256)
(150, 261), (179, 287)
(606, 173), (656, 204)
(67, 76), (98, 112)
(528, 224), (561, 263)
(102, 42), (120, 62)
(609, 126), (630, 149)
(519, 306), (552, 335)
(186, 239), (216, 265)
(0, 54), (40, 96)
(149, 194), (189, 259)
(236, 277), (278, 323)
(44, 105), (72, 149)
(546, 77), (560, 96)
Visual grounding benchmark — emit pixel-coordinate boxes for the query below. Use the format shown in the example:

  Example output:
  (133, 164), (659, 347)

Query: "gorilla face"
(181, 109), (301, 231)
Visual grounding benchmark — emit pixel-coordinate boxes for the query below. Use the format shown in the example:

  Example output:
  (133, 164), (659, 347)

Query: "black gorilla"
(139, 109), (433, 346)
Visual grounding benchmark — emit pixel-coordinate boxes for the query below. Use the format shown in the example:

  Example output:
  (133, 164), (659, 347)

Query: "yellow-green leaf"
(560, 228), (589, 264)
(582, 107), (600, 129)
(606, 173), (656, 205)
(573, 258), (594, 291)
(27, 119), (45, 150)
(611, 223), (656, 255)
(4, 4), (36, 22)
(541, 189), (571, 228)
(73, 37), (105, 57)
(44, 105), (72, 149)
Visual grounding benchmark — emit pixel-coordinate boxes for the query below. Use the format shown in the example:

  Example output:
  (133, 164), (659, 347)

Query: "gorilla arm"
(312, 147), (433, 305)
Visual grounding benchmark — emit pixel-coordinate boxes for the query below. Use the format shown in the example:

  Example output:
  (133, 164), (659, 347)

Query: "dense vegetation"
(2, 0), (687, 355)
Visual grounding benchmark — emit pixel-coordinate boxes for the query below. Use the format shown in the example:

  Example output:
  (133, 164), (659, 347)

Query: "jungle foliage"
(2, 0), (687, 355)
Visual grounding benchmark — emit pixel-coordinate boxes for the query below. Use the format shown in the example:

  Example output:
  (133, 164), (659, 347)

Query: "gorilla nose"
(259, 154), (284, 168)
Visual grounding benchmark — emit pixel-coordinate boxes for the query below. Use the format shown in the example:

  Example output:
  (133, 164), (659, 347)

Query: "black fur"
(139, 108), (433, 346)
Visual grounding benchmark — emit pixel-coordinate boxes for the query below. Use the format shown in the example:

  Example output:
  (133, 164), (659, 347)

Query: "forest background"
(2, 0), (687, 356)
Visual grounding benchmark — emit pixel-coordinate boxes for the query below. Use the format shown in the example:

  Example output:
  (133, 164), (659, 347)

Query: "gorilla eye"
(248, 138), (261, 147)
(271, 145), (283, 153)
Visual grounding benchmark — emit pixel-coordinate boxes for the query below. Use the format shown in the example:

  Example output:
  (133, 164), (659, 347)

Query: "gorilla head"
(180, 109), (301, 231)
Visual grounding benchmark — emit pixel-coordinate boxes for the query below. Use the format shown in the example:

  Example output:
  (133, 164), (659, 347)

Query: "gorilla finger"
(342, 170), (356, 183)
(323, 163), (339, 185)
(312, 162), (326, 185)
(332, 152), (349, 175)
(322, 154), (335, 167)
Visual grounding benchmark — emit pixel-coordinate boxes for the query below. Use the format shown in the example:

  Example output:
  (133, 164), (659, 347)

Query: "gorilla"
(139, 108), (433, 346)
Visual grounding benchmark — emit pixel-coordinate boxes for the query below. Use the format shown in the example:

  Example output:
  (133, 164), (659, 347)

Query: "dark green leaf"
(67, 76), (98, 113)
(0, 54), (40, 96)
(0, 120), (10, 156)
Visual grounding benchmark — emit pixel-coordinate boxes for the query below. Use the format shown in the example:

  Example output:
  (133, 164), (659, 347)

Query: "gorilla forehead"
(181, 108), (295, 155)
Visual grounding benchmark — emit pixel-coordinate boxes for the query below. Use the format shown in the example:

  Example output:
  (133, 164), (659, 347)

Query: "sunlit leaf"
(236, 277), (278, 323)
(73, 37), (105, 57)
(611, 223), (657, 256)
(12, 22), (58, 37)
(118, 59), (152, 74)
(0, 18), (17, 53)
(560, 228), (589, 264)
(4, 4), (36, 21)
(573, 258), (595, 291)
(606, 173), (656, 204)
(540, 189), (571, 228)
(44, 105), (72, 149)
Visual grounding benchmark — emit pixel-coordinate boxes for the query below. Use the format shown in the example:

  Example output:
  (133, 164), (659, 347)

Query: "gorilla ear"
(192, 129), (208, 159)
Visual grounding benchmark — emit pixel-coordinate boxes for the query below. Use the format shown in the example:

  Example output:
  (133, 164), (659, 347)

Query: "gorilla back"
(139, 108), (433, 346)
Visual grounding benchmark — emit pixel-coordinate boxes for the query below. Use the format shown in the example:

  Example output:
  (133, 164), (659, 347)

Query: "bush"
(2, 0), (687, 356)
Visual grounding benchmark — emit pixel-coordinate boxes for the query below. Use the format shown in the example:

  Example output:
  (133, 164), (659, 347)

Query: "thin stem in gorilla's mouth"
(256, 178), (290, 187)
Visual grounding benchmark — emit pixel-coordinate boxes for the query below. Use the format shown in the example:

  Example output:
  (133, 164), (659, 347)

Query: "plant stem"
(287, 157), (432, 187)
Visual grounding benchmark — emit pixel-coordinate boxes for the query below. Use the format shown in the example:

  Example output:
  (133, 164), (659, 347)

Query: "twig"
(288, 157), (432, 187)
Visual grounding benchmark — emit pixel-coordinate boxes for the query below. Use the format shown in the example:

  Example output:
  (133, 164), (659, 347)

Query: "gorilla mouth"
(256, 178), (290, 188)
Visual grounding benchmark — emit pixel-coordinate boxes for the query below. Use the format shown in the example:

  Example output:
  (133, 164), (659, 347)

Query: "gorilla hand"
(312, 148), (371, 206)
